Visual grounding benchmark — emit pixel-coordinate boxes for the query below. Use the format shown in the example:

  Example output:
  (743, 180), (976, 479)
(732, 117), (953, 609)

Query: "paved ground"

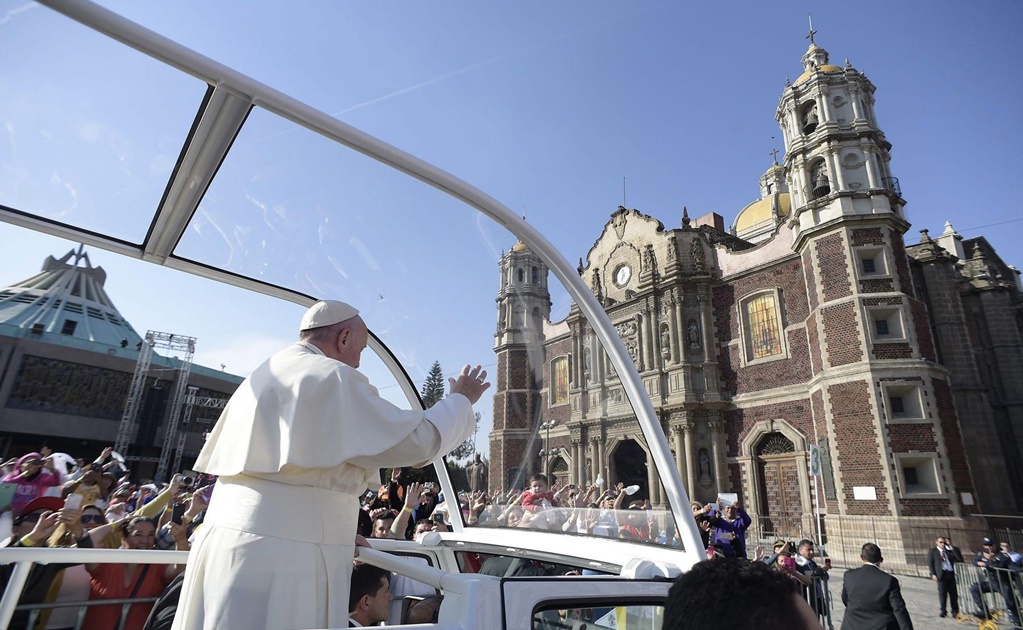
(823, 567), (1015, 629)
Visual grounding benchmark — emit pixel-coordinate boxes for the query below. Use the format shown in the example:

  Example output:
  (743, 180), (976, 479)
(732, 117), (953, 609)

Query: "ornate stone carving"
(591, 268), (604, 304)
(687, 318), (701, 349)
(612, 211), (627, 240)
(692, 239), (706, 273)
(615, 319), (639, 363)
(667, 237), (678, 261)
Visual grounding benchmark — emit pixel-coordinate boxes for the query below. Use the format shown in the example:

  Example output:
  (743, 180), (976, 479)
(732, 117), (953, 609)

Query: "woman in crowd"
(81, 516), (189, 630)
(2, 453), (61, 517)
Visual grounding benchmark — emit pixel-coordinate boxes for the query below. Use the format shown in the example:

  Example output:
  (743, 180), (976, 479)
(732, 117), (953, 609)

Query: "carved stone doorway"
(550, 455), (569, 488)
(756, 432), (801, 539)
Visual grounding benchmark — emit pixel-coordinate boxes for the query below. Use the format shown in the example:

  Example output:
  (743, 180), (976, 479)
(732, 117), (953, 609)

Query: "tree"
(421, 361), (445, 408)
(449, 411), (481, 461)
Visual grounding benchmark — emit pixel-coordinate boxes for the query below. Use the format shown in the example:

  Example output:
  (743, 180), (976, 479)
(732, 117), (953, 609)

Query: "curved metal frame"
(9, 0), (703, 560)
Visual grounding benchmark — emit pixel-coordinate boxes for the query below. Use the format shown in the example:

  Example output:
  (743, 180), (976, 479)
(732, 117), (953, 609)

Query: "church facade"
(489, 39), (1023, 561)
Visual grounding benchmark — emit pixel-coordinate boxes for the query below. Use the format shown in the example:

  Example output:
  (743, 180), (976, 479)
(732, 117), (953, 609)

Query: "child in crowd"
(519, 474), (558, 513)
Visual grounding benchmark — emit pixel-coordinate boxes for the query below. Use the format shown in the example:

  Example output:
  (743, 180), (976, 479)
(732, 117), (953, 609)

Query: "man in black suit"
(927, 535), (961, 618)
(840, 543), (913, 630)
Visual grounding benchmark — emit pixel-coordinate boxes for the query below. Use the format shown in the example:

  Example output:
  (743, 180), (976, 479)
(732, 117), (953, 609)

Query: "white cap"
(299, 300), (360, 331)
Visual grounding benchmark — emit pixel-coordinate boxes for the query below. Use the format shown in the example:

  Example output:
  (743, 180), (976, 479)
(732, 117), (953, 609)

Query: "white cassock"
(171, 341), (475, 630)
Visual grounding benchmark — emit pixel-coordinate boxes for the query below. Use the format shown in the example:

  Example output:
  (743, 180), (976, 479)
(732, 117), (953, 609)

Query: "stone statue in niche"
(687, 319), (701, 349)
(698, 448), (713, 484)
(583, 348), (591, 381)
(644, 244), (657, 274)
(692, 240), (706, 273)
(591, 268), (604, 304)
(660, 327), (671, 358)
(667, 238), (678, 261)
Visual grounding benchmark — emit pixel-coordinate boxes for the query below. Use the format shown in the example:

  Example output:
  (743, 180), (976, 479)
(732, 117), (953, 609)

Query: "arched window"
(741, 291), (785, 362)
(516, 268), (524, 283)
(810, 160), (830, 199)
(531, 266), (539, 284)
(551, 356), (569, 405)
(801, 102), (819, 134)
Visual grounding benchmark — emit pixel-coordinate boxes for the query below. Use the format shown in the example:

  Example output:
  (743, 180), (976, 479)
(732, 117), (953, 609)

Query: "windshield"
(0, 1), (692, 555)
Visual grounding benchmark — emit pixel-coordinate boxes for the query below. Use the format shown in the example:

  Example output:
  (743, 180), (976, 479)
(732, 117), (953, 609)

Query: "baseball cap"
(773, 539), (787, 548)
(17, 496), (64, 519)
(982, 537), (994, 546)
(299, 300), (359, 332)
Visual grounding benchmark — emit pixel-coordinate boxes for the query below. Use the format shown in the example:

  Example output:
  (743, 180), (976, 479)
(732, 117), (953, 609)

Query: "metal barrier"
(954, 563), (1022, 627)
(0, 547), (187, 630)
(802, 575), (834, 630)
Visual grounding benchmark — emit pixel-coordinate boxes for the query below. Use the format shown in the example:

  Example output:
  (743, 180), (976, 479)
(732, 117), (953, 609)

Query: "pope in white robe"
(171, 300), (489, 630)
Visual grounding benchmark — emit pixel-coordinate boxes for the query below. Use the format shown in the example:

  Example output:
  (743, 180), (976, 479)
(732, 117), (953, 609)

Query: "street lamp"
(538, 420), (558, 479)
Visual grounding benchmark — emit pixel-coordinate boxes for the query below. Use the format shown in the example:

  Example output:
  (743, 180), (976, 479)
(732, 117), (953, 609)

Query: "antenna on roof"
(806, 14), (817, 45)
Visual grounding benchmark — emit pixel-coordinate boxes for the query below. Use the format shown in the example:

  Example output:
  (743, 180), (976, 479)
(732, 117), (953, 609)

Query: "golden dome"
(511, 241), (528, 252)
(734, 193), (791, 233)
(793, 64), (844, 86)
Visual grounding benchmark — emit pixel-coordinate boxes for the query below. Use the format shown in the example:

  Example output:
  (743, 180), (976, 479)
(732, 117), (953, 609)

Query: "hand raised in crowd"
(369, 507), (390, 521)
(185, 489), (209, 522)
(29, 511), (61, 542)
(448, 365), (490, 404)
(57, 508), (85, 539)
(470, 491), (488, 514)
(403, 482), (423, 508)
(391, 467), (403, 483)
(169, 522), (190, 546)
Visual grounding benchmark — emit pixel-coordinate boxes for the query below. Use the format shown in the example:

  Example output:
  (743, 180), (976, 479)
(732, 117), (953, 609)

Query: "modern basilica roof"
(0, 246), (144, 350)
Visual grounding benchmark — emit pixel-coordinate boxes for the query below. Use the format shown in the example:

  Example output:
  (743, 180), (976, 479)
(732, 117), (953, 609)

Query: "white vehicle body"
(0, 2), (705, 628)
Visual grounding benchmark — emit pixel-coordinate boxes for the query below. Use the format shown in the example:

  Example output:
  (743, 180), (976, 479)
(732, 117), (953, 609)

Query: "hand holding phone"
(171, 502), (187, 525)
(64, 493), (83, 511)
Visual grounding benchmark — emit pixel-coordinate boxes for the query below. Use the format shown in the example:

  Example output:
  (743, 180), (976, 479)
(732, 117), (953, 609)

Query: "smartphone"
(64, 493), (83, 511)
(432, 512), (445, 525)
(171, 502), (187, 525)
(424, 482), (434, 490)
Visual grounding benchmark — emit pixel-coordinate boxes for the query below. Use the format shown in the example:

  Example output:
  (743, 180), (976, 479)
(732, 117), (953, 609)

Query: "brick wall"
(861, 279), (894, 293)
(807, 316), (821, 375)
(887, 424), (937, 452)
(803, 249), (819, 312)
(720, 328), (812, 395)
(821, 302), (863, 366)
(712, 258), (809, 340)
(723, 399), (813, 456)
(933, 378), (977, 514)
(816, 233), (852, 302)
(851, 227), (885, 246)
(898, 498), (953, 517)
(873, 342), (912, 360)
(891, 234), (915, 298)
(828, 380), (891, 516)
(910, 300), (937, 361)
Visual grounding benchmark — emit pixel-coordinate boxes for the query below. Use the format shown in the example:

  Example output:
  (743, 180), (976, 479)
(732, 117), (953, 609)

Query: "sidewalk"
(826, 567), (975, 629)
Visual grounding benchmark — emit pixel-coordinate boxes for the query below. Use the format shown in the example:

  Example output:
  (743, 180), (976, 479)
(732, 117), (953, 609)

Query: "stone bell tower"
(776, 32), (977, 552)
(490, 240), (551, 491)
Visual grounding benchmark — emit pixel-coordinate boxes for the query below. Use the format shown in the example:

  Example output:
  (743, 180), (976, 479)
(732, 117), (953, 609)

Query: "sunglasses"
(81, 514), (106, 524)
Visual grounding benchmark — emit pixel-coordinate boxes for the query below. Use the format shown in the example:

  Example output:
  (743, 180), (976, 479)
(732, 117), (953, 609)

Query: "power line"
(955, 217), (1023, 233)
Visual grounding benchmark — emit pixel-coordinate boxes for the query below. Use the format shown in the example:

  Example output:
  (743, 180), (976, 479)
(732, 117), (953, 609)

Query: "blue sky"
(1, 0), (1021, 450)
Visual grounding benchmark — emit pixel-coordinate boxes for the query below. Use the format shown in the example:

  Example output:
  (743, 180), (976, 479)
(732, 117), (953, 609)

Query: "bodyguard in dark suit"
(841, 543), (913, 630)
(927, 536), (961, 618)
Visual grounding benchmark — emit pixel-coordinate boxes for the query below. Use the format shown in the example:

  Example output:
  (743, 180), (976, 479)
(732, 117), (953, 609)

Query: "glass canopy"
(0, 0), (701, 561)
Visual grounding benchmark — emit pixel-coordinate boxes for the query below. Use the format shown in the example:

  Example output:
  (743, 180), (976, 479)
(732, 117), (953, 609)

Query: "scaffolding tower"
(170, 390), (229, 476)
(114, 331), (196, 482)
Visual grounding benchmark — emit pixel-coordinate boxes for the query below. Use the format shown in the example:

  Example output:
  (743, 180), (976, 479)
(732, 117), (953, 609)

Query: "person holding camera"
(171, 300), (489, 630)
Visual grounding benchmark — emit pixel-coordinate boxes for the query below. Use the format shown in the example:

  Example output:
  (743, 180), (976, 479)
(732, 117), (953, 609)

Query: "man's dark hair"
(530, 473), (549, 485)
(663, 558), (805, 630)
(349, 564), (389, 613)
(797, 539), (814, 550)
(860, 542), (883, 564)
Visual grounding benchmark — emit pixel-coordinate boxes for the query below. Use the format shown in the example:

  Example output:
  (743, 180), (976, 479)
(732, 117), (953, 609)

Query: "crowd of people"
(0, 445), (210, 630)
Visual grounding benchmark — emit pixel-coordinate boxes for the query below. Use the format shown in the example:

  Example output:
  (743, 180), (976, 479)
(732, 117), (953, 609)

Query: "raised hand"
(448, 365), (491, 404)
